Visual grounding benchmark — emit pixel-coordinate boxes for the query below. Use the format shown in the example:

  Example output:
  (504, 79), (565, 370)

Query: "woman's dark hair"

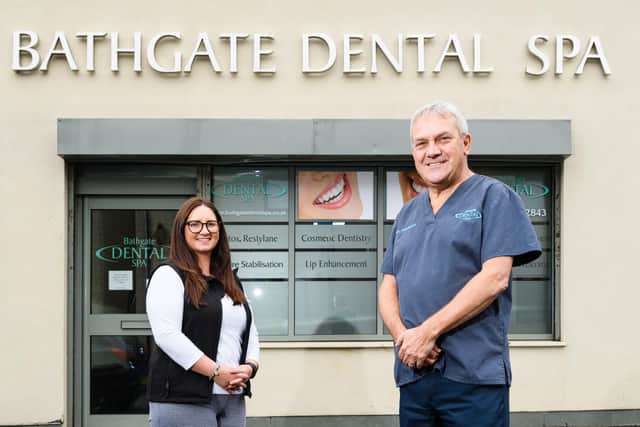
(169, 197), (246, 307)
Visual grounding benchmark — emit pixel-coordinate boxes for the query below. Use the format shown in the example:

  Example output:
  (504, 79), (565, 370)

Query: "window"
(212, 161), (558, 341)
(474, 163), (556, 339)
(91, 209), (176, 314)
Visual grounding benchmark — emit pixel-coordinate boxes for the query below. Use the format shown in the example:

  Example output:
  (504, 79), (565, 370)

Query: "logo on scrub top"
(212, 175), (288, 202)
(454, 209), (483, 221)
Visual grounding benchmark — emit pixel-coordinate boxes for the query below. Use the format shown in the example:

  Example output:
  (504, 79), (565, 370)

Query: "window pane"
(295, 252), (377, 279)
(226, 225), (289, 250)
(212, 168), (289, 223)
(385, 170), (428, 220)
(244, 281), (288, 336)
(231, 252), (288, 279)
(91, 335), (152, 414)
(295, 281), (377, 335)
(91, 210), (175, 314)
(297, 170), (375, 221)
(510, 280), (552, 334)
(513, 251), (551, 278)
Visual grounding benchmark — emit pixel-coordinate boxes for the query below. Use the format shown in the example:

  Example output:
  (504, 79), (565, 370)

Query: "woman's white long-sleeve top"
(146, 265), (260, 394)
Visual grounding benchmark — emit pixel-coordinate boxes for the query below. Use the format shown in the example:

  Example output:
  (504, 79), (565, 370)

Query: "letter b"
(12, 31), (40, 71)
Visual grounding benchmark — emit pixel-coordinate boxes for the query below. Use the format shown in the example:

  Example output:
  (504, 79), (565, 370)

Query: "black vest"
(147, 263), (253, 403)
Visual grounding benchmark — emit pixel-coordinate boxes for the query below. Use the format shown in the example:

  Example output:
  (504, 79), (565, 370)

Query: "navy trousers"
(399, 371), (509, 427)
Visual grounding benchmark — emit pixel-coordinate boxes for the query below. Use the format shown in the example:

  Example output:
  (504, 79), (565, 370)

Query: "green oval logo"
(212, 182), (287, 202)
(95, 244), (169, 266)
(513, 182), (550, 199)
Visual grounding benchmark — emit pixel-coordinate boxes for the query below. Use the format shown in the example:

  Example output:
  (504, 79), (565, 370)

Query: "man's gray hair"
(410, 101), (469, 141)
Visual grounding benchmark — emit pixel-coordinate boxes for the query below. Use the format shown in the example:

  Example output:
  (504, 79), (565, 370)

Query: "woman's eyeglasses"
(185, 220), (219, 233)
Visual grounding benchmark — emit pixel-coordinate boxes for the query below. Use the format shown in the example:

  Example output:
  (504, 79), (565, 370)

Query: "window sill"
(509, 340), (566, 348)
(259, 340), (566, 349)
(261, 341), (394, 349)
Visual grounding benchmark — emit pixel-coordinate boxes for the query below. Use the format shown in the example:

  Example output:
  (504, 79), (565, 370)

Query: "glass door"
(80, 197), (186, 427)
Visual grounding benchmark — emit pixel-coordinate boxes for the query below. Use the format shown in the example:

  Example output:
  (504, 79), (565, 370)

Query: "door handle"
(120, 320), (151, 330)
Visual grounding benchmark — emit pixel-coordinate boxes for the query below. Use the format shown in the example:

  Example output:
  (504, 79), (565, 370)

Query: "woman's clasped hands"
(214, 365), (253, 393)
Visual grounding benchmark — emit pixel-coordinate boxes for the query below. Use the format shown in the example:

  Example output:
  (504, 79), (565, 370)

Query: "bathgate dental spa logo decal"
(497, 176), (550, 199)
(212, 175), (287, 203)
(95, 237), (168, 268)
(212, 169), (289, 222)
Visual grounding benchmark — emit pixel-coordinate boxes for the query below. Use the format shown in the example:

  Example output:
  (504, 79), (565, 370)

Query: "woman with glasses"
(146, 197), (259, 427)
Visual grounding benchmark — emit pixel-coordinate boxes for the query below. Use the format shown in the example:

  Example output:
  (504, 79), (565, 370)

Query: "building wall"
(2, 0), (639, 424)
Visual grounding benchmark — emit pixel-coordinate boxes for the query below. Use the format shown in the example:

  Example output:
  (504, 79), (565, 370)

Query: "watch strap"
(246, 361), (258, 379)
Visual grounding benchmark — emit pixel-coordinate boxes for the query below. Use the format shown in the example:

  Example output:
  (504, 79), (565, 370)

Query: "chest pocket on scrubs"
(392, 222), (420, 273)
(441, 211), (483, 272)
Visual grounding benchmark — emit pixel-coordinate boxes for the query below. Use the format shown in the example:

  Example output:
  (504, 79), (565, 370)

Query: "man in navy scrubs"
(379, 101), (542, 427)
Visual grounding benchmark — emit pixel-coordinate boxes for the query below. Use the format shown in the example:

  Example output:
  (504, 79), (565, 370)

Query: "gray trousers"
(149, 395), (246, 427)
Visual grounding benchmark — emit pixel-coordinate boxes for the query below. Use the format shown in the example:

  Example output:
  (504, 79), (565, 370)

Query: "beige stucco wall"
(2, 0), (639, 424)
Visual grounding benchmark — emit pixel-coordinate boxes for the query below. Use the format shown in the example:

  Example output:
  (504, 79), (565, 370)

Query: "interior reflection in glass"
(91, 336), (154, 414)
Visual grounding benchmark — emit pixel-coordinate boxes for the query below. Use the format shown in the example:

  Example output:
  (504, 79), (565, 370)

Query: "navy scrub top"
(382, 174), (541, 387)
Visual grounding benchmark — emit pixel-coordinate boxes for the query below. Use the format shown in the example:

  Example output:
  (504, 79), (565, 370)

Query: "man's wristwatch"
(208, 365), (219, 382)
(246, 361), (258, 379)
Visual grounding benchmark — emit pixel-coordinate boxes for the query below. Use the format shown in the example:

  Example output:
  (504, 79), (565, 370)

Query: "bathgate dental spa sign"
(12, 31), (611, 76)
(212, 168), (289, 222)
